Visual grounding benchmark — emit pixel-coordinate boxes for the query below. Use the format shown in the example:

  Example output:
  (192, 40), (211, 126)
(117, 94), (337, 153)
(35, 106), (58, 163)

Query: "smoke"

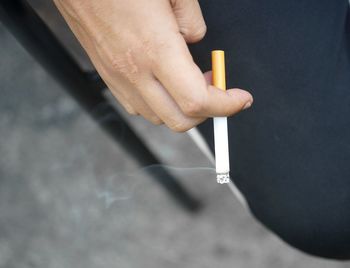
(93, 164), (216, 210)
(87, 101), (248, 209)
(96, 191), (130, 209)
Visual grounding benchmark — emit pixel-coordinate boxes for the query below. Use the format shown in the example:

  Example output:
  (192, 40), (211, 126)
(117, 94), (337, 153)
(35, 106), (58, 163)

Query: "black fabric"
(189, 0), (350, 259)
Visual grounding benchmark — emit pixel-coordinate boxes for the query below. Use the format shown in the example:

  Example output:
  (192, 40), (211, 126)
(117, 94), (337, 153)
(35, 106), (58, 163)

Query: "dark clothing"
(189, 0), (350, 259)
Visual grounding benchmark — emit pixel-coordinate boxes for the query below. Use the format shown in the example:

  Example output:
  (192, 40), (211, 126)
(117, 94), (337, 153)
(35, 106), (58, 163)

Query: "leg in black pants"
(189, 0), (350, 259)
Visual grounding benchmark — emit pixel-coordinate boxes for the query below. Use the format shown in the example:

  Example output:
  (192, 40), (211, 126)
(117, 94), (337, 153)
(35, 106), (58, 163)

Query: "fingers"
(137, 76), (205, 132)
(170, 0), (207, 43)
(152, 37), (254, 118)
(106, 81), (163, 125)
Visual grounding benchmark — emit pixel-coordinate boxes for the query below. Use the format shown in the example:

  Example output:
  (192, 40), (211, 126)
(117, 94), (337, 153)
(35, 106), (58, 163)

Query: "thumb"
(170, 0), (207, 43)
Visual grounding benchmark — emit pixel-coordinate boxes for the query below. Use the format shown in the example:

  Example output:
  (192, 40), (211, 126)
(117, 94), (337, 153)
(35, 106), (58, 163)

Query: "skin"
(53, 0), (253, 132)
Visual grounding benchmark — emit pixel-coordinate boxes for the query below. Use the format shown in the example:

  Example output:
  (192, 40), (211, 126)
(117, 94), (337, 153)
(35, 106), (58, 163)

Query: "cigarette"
(212, 50), (230, 184)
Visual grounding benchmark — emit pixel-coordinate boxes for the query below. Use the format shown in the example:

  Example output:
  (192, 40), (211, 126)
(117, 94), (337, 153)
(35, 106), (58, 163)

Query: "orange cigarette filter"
(211, 50), (226, 91)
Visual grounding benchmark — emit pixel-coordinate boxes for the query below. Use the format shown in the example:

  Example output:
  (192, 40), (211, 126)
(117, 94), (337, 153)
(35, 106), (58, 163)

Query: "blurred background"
(0, 1), (349, 267)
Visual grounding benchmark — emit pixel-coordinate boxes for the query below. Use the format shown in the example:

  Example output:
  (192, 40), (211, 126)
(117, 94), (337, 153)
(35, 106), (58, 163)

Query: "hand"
(53, 0), (253, 132)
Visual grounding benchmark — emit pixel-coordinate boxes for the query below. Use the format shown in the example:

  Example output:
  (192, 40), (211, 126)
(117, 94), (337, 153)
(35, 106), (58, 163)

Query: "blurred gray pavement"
(0, 2), (349, 267)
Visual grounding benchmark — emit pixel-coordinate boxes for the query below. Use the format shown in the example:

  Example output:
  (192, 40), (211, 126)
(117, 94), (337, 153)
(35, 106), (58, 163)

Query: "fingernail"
(243, 101), (252, 110)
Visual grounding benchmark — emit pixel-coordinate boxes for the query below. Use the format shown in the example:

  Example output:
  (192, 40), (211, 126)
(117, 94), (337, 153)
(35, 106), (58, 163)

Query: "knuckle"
(168, 121), (192, 133)
(196, 24), (207, 39)
(147, 40), (171, 68)
(179, 25), (192, 38)
(181, 98), (205, 116)
(129, 111), (139, 116)
(125, 107), (138, 116)
(110, 49), (140, 86)
(140, 38), (158, 62)
(180, 23), (207, 42)
(190, 24), (207, 41)
(149, 117), (163, 125)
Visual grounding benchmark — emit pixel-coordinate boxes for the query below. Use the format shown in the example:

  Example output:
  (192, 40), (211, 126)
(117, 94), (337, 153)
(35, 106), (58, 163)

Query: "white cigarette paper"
(214, 117), (230, 184)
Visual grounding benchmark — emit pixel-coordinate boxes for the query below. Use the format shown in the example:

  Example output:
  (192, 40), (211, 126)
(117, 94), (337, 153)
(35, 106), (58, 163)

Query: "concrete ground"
(0, 2), (349, 268)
